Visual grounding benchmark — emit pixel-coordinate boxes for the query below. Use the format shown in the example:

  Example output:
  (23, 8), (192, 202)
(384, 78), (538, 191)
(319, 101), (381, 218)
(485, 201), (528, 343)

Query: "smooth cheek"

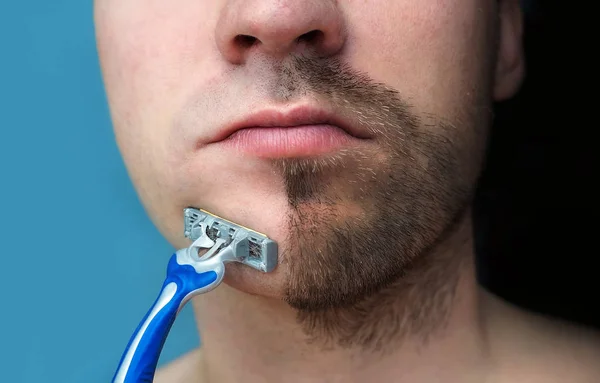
(97, 2), (227, 244)
(98, 4), (217, 130)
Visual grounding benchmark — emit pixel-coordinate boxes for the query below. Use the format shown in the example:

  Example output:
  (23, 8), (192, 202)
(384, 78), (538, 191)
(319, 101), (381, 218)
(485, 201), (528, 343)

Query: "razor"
(112, 208), (278, 383)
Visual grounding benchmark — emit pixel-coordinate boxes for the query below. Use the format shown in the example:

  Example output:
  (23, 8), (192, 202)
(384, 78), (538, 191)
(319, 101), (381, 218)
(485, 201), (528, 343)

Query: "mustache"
(271, 55), (418, 139)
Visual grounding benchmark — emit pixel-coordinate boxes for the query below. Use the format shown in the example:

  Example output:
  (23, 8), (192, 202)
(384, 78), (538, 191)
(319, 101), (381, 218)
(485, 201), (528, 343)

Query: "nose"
(215, 0), (347, 64)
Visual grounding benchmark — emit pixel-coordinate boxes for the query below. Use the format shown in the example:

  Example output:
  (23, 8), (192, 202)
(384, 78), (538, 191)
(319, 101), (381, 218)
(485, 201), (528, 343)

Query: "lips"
(203, 105), (372, 158)
(209, 105), (373, 144)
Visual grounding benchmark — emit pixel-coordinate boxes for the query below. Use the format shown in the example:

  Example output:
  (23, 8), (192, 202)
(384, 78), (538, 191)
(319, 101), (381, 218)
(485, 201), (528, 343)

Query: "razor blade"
(183, 207), (278, 272)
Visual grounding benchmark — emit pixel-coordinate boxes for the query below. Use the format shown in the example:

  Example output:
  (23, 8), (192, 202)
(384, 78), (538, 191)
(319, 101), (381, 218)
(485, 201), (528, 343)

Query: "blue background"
(0, 2), (199, 382)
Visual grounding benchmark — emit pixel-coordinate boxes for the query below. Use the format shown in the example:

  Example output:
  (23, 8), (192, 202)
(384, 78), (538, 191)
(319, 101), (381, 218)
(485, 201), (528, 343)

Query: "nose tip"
(216, 1), (346, 64)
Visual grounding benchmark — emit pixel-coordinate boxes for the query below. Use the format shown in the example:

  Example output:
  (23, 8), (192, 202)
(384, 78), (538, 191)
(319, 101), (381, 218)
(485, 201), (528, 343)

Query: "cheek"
(345, 0), (494, 118)
(95, 1), (221, 235)
(96, 1), (220, 143)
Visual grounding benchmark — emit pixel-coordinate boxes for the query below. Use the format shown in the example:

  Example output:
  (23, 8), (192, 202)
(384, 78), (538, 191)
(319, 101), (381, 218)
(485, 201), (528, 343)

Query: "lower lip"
(220, 125), (357, 158)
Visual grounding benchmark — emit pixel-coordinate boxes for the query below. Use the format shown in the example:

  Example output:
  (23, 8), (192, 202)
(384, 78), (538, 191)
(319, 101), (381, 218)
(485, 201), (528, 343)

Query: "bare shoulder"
(154, 348), (205, 383)
(483, 290), (600, 383)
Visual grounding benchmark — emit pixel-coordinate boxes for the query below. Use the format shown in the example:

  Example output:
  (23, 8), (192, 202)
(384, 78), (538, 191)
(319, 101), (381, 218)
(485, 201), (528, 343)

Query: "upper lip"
(208, 105), (372, 144)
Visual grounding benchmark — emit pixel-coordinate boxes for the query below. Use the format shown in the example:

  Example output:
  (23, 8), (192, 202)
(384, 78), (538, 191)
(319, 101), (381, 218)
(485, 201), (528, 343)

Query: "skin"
(94, 0), (600, 382)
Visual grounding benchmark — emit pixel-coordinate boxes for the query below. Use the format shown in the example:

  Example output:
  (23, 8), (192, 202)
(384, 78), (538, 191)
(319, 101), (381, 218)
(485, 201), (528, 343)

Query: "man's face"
(95, 0), (522, 309)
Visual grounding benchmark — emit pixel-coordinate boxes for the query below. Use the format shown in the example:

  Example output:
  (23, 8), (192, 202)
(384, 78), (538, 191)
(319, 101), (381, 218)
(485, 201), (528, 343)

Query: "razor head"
(183, 207), (277, 273)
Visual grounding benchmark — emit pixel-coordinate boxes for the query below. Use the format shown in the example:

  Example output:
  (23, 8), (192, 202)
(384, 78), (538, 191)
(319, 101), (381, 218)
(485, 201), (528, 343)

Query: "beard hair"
(268, 55), (491, 353)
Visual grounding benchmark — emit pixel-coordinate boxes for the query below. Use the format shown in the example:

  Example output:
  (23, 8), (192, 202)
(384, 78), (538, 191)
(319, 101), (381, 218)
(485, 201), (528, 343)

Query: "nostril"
(296, 30), (324, 44)
(234, 34), (259, 48)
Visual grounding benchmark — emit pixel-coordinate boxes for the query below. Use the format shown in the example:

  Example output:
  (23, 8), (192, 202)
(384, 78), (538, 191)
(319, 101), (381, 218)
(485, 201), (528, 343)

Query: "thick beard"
(271, 55), (490, 353)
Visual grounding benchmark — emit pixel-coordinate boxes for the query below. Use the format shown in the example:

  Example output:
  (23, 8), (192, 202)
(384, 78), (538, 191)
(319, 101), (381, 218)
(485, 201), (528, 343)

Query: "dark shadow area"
(474, 0), (598, 328)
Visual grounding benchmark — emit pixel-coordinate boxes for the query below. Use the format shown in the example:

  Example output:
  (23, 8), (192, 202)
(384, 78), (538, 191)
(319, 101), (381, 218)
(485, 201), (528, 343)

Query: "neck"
(192, 216), (491, 383)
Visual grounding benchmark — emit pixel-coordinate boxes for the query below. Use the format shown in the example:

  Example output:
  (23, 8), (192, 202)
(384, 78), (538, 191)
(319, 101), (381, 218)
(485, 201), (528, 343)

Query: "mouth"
(207, 105), (373, 158)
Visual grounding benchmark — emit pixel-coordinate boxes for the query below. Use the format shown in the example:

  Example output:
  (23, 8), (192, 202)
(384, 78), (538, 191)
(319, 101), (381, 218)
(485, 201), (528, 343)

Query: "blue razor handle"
(112, 249), (226, 383)
(112, 215), (275, 383)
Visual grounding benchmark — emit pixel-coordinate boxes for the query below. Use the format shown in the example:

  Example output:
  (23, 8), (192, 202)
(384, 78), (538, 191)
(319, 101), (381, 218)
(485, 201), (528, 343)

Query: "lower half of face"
(96, 0), (498, 309)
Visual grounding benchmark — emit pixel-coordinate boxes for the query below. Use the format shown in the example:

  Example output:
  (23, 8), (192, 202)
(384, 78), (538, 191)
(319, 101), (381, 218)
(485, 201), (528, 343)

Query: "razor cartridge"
(184, 207), (278, 272)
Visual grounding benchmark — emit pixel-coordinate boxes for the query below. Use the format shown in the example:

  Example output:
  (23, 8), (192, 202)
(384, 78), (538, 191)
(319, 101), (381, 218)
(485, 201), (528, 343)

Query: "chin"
(221, 252), (290, 299)
(160, 192), (293, 299)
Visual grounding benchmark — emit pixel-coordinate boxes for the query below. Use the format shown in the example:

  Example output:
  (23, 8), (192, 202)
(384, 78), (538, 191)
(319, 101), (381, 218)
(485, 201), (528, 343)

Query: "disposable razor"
(112, 207), (278, 383)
